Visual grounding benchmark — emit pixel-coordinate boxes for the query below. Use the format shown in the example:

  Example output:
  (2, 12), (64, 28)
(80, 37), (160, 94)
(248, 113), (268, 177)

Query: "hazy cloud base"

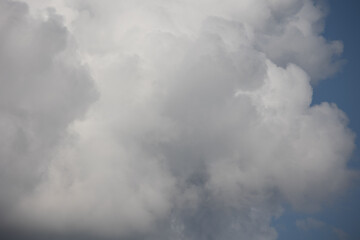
(0, 0), (356, 239)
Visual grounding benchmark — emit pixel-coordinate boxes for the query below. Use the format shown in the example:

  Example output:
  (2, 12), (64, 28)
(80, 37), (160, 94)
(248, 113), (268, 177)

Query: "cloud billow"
(0, 0), (355, 239)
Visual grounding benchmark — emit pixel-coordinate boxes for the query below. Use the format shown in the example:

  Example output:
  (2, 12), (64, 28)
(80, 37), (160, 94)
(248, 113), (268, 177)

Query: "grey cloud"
(0, 0), (96, 228)
(255, 0), (344, 82)
(0, 0), (356, 239)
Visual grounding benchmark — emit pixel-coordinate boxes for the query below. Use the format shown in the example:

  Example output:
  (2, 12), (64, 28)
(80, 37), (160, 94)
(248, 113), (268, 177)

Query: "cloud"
(0, 0), (96, 230)
(0, 0), (356, 239)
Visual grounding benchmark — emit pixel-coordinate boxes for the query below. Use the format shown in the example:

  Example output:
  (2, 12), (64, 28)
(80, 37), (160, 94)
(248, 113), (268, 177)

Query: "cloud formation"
(0, 0), (96, 226)
(0, 0), (355, 239)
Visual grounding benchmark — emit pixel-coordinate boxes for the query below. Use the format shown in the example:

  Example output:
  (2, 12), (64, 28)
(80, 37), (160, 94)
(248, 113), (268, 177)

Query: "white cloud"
(0, 0), (355, 239)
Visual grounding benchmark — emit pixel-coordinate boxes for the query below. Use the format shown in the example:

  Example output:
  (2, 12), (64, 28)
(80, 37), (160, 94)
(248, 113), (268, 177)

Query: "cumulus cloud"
(0, 0), (355, 239)
(0, 0), (96, 231)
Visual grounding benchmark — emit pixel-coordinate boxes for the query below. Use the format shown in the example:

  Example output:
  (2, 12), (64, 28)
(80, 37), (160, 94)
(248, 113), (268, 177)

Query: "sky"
(283, 0), (360, 239)
(0, 0), (359, 239)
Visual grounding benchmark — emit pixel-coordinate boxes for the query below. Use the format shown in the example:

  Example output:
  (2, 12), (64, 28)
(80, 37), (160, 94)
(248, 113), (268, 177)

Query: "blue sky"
(276, 0), (360, 239)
